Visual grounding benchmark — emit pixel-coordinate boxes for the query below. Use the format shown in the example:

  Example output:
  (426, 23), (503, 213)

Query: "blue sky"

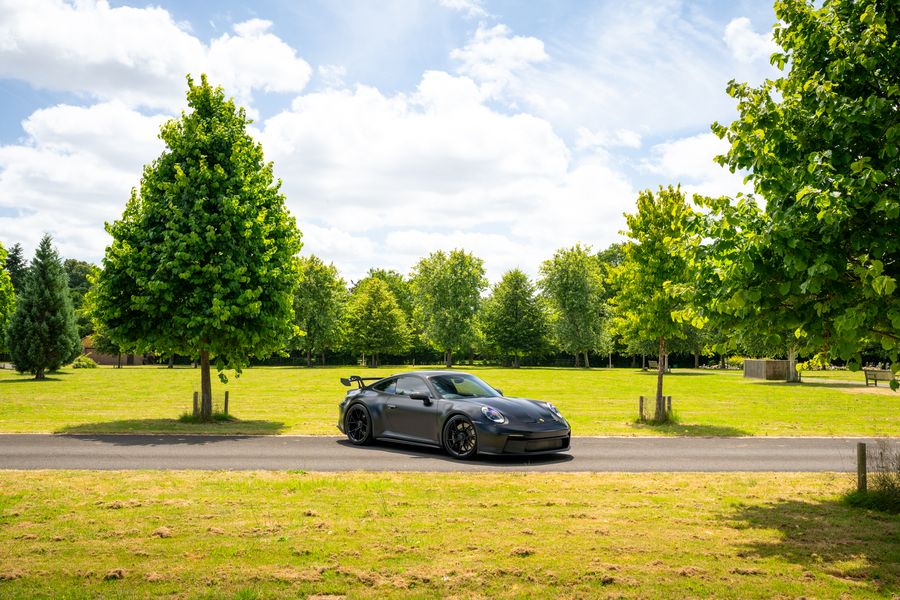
(0, 0), (779, 282)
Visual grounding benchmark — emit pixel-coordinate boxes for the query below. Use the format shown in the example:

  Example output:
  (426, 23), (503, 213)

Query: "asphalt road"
(0, 434), (896, 471)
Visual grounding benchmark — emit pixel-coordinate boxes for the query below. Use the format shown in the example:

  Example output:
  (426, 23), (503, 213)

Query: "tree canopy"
(345, 277), (409, 366)
(614, 186), (700, 418)
(707, 0), (899, 384)
(411, 249), (487, 367)
(6, 235), (81, 379)
(293, 255), (346, 365)
(4, 242), (27, 295)
(481, 269), (548, 367)
(539, 244), (607, 367)
(90, 75), (303, 417)
(0, 242), (15, 352)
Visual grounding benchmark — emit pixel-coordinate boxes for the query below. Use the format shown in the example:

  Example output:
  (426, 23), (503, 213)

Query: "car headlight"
(543, 402), (563, 417)
(481, 406), (506, 423)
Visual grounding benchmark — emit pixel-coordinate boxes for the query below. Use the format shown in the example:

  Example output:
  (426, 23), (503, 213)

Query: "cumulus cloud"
(642, 132), (750, 199)
(0, 102), (168, 258)
(450, 24), (548, 99)
(438, 0), (489, 19)
(0, 0), (311, 111)
(256, 68), (633, 280)
(724, 17), (778, 63)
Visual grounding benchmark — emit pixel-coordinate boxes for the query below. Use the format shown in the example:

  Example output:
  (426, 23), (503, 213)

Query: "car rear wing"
(340, 375), (382, 389)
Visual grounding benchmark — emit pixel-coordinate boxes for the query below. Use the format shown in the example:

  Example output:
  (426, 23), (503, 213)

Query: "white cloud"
(207, 19), (312, 109)
(575, 127), (642, 150)
(643, 132), (750, 199)
(257, 68), (633, 281)
(0, 102), (168, 258)
(0, 1), (310, 111)
(450, 24), (548, 99)
(724, 17), (778, 63)
(438, 0), (489, 19)
(317, 64), (348, 89)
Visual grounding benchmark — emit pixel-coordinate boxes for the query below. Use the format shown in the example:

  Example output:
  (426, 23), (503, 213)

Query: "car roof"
(388, 370), (472, 378)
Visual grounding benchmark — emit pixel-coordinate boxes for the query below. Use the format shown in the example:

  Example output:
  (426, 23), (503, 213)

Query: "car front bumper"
(475, 422), (571, 455)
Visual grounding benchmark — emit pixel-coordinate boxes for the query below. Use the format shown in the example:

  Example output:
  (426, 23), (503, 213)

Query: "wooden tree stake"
(224, 390), (229, 415)
(857, 442), (867, 493)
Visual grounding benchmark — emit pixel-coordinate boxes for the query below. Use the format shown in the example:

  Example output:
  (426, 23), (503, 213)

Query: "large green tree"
(345, 277), (409, 367)
(293, 256), (346, 366)
(708, 0), (899, 385)
(0, 242), (15, 352)
(411, 249), (487, 367)
(614, 186), (700, 420)
(91, 75), (303, 418)
(6, 235), (81, 379)
(539, 244), (606, 367)
(481, 269), (548, 368)
(4, 242), (27, 295)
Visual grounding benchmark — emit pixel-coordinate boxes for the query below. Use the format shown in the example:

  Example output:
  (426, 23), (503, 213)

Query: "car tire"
(344, 403), (374, 445)
(443, 415), (478, 459)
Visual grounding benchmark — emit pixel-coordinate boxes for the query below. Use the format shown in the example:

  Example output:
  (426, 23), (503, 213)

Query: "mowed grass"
(0, 365), (897, 436)
(0, 471), (896, 599)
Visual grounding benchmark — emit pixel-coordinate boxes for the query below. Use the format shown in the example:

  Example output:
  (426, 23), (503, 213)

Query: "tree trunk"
(306, 350), (311, 368)
(199, 349), (212, 420)
(655, 337), (667, 421)
(117, 353), (122, 369)
(608, 352), (613, 369)
(35, 368), (45, 380)
(719, 354), (725, 369)
(787, 346), (799, 382)
(445, 349), (452, 368)
(321, 351), (325, 367)
(167, 355), (174, 369)
(694, 352), (699, 369)
(513, 355), (520, 369)
(584, 351), (590, 368)
(574, 353), (580, 368)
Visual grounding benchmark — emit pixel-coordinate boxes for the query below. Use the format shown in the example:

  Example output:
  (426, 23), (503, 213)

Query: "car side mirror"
(494, 389), (503, 396)
(410, 393), (432, 405)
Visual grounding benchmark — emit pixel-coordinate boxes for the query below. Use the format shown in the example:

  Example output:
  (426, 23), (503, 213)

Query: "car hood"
(470, 396), (566, 425)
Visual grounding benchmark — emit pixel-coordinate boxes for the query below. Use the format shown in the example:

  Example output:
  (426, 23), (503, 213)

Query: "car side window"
(371, 378), (396, 394)
(395, 376), (430, 397)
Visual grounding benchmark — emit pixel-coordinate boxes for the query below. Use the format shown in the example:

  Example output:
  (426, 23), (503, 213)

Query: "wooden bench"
(864, 369), (896, 387)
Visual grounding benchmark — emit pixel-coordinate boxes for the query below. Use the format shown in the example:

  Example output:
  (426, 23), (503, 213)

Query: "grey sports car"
(337, 371), (571, 459)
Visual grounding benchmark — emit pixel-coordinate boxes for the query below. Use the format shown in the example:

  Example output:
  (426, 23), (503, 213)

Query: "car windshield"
(428, 374), (500, 399)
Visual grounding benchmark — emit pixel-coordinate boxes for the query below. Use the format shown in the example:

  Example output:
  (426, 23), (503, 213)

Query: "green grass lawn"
(0, 365), (897, 436)
(0, 471), (896, 599)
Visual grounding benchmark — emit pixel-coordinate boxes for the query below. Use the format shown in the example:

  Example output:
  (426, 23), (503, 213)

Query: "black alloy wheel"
(345, 404), (373, 445)
(444, 415), (478, 459)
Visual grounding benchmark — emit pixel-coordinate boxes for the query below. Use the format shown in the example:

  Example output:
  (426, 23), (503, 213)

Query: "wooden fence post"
(857, 442), (867, 493)
(224, 391), (229, 416)
(192, 391), (199, 417)
(639, 396), (644, 421)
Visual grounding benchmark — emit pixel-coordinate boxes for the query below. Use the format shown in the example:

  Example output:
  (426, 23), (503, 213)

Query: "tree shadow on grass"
(0, 376), (66, 383)
(55, 418), (286, 438)
(628, 421), (752, 437)
(730, 498), (900, 593)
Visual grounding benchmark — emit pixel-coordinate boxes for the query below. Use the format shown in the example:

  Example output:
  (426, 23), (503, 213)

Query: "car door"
(383, 375), (440, 444)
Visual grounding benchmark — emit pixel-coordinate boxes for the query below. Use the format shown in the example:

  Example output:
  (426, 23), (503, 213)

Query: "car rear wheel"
(443, 415), (478, 459)
(344, 404), (373, 445)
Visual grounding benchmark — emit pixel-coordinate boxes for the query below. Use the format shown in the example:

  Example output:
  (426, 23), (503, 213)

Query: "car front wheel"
(443, 415), (478, 459)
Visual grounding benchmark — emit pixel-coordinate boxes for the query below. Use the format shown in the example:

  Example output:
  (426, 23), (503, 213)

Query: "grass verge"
(0, 471), (897, 598)
(0, 365), (898, 436)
